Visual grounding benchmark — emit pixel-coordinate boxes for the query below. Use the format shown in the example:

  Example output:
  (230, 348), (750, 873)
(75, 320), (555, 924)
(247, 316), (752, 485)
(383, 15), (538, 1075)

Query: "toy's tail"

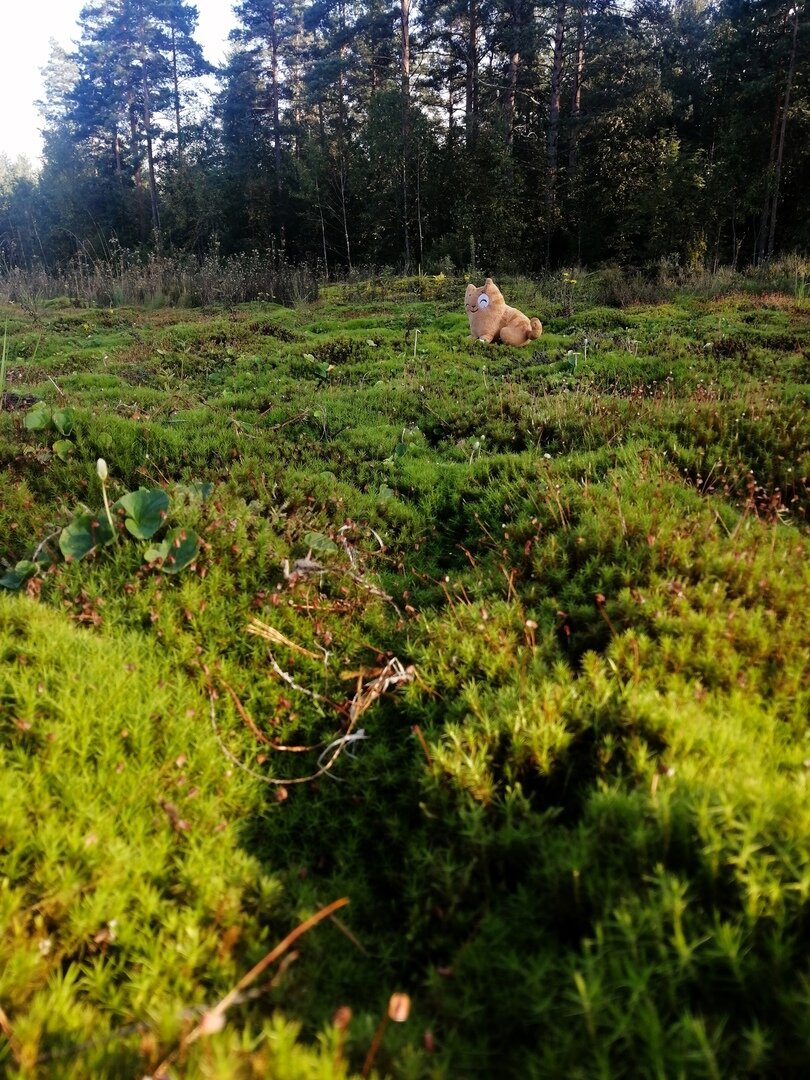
(528, 317), (543, 340)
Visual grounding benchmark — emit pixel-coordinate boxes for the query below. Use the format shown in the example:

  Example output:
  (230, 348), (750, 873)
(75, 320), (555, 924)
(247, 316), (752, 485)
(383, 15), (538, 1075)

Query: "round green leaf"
(24, 402), (51, 431)
(143, 540), (169, 564)
(0, 560), (39, 590)
(59, 513), (114, 561)
(53, 439), (75, 461)
(160, 527), (200, 574)
(114, 488), (170, 539)
(304, 530), (338, 554)
(52, 407), (76, 436)
(174, 481), (214, 502)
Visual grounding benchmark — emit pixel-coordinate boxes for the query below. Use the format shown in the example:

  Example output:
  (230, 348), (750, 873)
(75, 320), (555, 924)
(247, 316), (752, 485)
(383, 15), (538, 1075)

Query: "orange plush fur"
(464, 278), (542, 346)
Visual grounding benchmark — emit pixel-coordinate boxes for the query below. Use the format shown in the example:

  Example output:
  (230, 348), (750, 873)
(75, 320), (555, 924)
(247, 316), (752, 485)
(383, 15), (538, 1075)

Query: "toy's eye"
(478, 294), (490, 308)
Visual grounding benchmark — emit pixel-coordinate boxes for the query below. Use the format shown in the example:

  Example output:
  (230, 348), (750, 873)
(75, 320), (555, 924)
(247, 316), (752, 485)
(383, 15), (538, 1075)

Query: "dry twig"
(153, 900), (347, 1077)
(209, 657), (415, 786)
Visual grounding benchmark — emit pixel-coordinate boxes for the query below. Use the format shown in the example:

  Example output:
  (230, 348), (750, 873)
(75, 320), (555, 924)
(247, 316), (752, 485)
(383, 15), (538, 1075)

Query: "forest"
(0, 0), (808, 277)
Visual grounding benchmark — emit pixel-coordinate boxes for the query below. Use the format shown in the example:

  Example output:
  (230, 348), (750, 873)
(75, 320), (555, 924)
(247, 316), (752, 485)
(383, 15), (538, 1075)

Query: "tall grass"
(0, 321), (8, 410)
(3, 251), (809, 314)
(0, 248), (319, 311)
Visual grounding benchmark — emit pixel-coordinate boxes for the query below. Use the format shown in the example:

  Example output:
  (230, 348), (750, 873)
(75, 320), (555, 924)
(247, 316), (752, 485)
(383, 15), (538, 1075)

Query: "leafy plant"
(23, 400), (52, 430)
(23, 400), (78, 459)
(143, 526), (200, 572)
(2, 463), (201, 584)
(0, 559), (38, 589)
(114, 487), (170, 539)
(58, 511), (115, 560)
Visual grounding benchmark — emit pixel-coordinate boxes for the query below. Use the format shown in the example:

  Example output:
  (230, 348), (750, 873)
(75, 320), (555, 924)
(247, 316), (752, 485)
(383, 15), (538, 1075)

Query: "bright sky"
(0, 1), (237, 164)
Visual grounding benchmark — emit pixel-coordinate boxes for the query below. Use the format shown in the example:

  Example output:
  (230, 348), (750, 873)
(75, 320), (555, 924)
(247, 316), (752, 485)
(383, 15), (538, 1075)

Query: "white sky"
(0, 1), (237, 164)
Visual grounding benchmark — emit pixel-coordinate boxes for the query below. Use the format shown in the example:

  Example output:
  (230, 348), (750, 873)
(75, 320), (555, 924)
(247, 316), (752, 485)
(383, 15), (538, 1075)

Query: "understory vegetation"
(1, 276), (809, 1078)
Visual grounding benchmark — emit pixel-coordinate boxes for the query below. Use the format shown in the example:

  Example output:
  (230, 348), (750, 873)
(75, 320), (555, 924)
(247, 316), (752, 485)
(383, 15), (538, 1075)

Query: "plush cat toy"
(465, 278), (542, 346)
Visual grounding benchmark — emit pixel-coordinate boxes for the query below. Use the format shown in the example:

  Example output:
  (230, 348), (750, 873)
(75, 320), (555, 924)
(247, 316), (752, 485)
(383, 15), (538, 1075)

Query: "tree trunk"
(401, 0), (411, 266)
(416, 142), (424, 270)
(338, 154), (352, 270)
(569, 3), (584, 173)
(466, 0), (478, 147)
(142, 71), (161, 243)
(766, 6), (800, 259)
(756, 89), (782, 264)
(315, 174), (329, 279)
(270, 6), (282, 197)
(506, 49), (519, 147)
(170, 22), (183, 165)
(546, 0), (567, 264)
(127, 80), (147, 238)
(400, 0), (410, 99)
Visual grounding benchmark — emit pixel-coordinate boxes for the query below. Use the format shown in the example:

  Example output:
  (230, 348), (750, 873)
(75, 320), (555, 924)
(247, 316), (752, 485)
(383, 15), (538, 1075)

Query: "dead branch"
(32, 954), (300, 1067)
(218, 676), (272, 745)
(152, 898), (347, 1075)
(209, 658), (415, 786)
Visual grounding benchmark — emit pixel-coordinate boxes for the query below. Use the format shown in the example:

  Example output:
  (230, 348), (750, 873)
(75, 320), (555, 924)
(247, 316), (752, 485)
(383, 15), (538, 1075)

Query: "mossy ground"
(1, 279), (809, 1078)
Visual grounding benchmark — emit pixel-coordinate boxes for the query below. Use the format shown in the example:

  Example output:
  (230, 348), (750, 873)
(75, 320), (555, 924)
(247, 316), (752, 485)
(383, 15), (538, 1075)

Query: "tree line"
(0, 0), (807, 276)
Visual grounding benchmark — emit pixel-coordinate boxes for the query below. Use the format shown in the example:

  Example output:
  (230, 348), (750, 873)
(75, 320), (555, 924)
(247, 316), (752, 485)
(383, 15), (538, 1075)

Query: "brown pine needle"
(210, 658), (415, 786)
(329, 913), (369, 956)
(154, 897), (349, 1076)
(218, 676), (271, 745)
(340, 666), (388, 680)
(246, 618), (321, 659)
(412, 724), (433, 767)
(188, 897), (349, 1042)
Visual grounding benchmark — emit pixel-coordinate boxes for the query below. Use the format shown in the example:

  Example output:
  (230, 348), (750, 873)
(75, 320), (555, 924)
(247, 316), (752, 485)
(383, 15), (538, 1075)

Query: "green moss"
(0, 286), (809, 1077)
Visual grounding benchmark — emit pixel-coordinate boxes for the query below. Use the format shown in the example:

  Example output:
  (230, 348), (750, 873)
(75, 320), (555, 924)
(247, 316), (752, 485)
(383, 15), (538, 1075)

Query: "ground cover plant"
(0, 276), (809, 1078)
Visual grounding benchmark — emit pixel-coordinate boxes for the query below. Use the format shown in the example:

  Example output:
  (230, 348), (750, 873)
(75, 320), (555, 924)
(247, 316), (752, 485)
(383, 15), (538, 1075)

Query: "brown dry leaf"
(160, 800), (190, 833)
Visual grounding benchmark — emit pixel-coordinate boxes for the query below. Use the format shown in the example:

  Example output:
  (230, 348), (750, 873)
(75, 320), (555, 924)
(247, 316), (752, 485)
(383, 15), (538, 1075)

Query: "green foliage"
(58, 512), (115, 561)
(0, 560), (38, 590)
(114, 487), (170, 539)
(143, 526), (200, 573)
(2, 0), (809, 276)
(0, 285), (808, 1077)
(23, 401), (51, 431)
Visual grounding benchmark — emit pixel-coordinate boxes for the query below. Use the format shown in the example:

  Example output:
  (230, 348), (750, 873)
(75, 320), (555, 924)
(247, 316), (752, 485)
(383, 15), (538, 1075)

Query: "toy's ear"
(485, 278), (493, 286)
